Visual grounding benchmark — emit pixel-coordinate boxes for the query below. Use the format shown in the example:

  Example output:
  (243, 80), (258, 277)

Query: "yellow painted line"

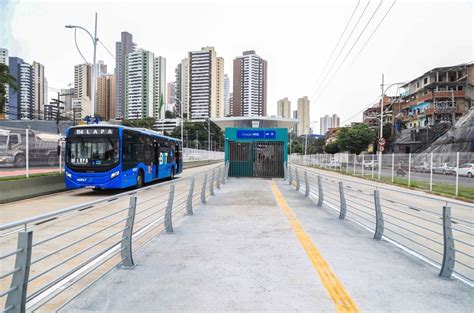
(269, 180), (359, 313)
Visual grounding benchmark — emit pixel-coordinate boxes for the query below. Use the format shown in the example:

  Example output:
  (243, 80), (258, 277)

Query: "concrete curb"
(0, 175), (66, 204)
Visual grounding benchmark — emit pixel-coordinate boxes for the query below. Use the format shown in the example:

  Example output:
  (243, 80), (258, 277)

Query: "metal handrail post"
(304, 171), (310, 197)
(120, 196), (137, 269)
(338, 182), (346, 220)
(373, 189), (384, 240)
(186, 177), (195, 216)
(210, 170), (215, 196)
(221, 164), (226, 184)
(295, 168), (300, 191)
(201, 174), (208, 204)
(164, 184), (175, 233)
(284, 162), (288, 181)
(216, 167), (221, 189)
(6, 231), (33, 313)
(439, 205), (455, 278)
(317, 176), (324, 207)
(288, 165), (293, 185)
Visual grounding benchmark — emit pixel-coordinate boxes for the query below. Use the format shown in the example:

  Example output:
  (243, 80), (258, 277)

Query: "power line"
(313, 0), (372, 98)
(310, 0), (361, 99)
(351, 0), (397, 63)
(314, 0), (384, 102)
(98, 39), (115, 59)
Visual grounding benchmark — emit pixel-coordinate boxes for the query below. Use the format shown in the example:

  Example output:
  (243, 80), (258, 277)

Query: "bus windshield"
(67, 136), (119, 167)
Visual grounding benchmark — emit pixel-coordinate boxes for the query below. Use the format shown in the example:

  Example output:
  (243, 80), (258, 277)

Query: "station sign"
(236, 130), (276, 140)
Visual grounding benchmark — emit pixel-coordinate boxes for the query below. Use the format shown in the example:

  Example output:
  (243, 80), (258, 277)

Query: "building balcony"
(402, 90), (466, 107)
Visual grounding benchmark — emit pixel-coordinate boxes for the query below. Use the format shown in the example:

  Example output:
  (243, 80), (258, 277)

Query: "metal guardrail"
(0, 162), (230, 312)
(286, 163), (474, 286)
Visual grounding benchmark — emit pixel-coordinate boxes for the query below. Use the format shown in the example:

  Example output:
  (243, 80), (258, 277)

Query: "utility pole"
(378, 74), (384, 179)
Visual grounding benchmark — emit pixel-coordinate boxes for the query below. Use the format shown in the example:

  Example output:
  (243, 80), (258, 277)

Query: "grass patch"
(308, 165), (474, 201)
(0, 171), (63, 182)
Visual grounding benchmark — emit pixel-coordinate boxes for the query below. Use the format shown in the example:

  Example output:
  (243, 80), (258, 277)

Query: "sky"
(1, 0), (472, 130)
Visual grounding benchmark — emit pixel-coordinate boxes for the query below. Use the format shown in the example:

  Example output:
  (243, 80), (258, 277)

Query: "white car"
(453, 163), (474, 178)
(363, 160), (378, 169)
(433, 163), (455, 175)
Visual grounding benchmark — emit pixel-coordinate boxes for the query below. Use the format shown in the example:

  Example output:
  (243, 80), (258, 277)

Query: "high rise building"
(74, 63), (93, 118)
(297, 96), (310, 136)
(115, 31), (136, 119)
(32, 61), (46, 119)
(97, 74), (116, 120)
(8, 57), (34, 120)
(125, 49), (154, 119)
(224, 74), (230, 116)
(174, 58), (190, 118)
(232, 50), (267, 117)
(188, 47), (224, 120)
(0, 48), (9, 119)
(229, 92), (234, 116)
(320, 114), (332, 135)
(153, 56), (166, 119)
(59, 88), (74, 114)
(331, 113), (340, 128)
(97, 60), (107, 77)
(277, 97), (291, 118)
(167, 82), (176, 106)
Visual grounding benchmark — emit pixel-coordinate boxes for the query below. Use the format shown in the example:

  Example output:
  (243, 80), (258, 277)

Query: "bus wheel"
(14, 154), (26, 168)
(47, 154), (57, 166)
(136, 171), (144, 188)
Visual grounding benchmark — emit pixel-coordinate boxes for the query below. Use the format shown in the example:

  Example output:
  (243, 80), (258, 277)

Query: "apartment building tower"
(174, 58), (190, 118)
(153, 56), (166, 119)
(331, 113), (340, 128)
(188, 47), (224, 120)
(8, 57), (34, 120)
(32, 61), (47, 119)
(232, 50), (267, 117)
(0, 48), (9, 119)
(224, 74), (230, 116)
(297, 96), (310, 136)
(115, 31), (136, 119)
(97, 74), (116, 120)
(277, 97), (291, 118)
(320, 114), (332, 135)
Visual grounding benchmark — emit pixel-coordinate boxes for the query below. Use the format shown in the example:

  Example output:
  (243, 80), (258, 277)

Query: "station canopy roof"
(211, 116), (299, 130)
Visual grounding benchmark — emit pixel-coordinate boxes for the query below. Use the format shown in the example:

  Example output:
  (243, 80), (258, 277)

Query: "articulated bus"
(65, 125), (183, 190)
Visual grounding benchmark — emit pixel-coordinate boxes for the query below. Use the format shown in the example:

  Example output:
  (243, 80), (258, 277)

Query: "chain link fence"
(291, 152), (474, 199)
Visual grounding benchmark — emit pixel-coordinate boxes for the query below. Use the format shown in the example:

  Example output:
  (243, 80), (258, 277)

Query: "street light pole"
(66, 12), (98, 117)
(173, 97), (184, 145)
(379, 74), (384, 179)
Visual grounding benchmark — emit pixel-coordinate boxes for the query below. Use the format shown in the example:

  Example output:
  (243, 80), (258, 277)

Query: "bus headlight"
(66, 172), (72, 179)
(111, 171), (120, 179)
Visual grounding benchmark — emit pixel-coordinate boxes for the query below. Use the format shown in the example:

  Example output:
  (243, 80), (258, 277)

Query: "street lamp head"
(65, 25), (76, 29)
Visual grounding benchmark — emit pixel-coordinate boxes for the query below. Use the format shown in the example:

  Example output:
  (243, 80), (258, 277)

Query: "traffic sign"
(378, 137), (386, 146)
(379, 146), (385, 152)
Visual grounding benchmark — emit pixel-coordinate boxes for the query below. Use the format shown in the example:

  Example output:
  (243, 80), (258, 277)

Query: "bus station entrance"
(224, 128), (288, 178)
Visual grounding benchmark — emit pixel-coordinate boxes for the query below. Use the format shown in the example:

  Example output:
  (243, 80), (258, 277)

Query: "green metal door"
(229, 142), (254, 177)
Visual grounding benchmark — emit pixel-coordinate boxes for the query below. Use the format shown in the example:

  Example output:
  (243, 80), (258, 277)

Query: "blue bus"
(65, 125), (183, 190)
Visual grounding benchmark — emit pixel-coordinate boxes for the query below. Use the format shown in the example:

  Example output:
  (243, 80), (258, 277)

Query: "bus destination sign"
(71, 128), (118, 136)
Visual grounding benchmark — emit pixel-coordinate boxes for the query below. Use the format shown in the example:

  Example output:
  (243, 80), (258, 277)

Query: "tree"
(165, 110), (176, 119)
(337, 124), (375, 155)
(308, 138), (325, 154)
(0, 64), (17, 117)
(170, 120), (224, 151)
(289, 140), (302, 154)
(122, 117), (156, 129)
(324, 141), (340, 154)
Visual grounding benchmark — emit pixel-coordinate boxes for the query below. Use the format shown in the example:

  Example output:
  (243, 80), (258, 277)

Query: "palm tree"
(0, 63), (18, 118)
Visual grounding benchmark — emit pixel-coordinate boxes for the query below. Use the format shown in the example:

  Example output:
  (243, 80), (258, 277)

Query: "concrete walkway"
(62, 178), (473, 312)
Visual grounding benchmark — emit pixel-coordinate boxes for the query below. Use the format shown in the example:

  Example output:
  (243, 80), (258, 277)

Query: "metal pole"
(25, 129), (29, 178)
(408, 153), (412, 187)
(164, 184), (175, 233)
(353, 154), (356, 175)
(371, 153), (375, 179)
(373, 189), (384, 240)
(304, 133), (308, 156)
(91, 12), (98, 116)
(59, 143), (62, 173)
(455, 152), (459, 196)
(391, 153), (394, 183)
(429, 152), (433, 192)
(379, 74), (384, 181)
(439, 205), (455, 278)
(120, 196), (137, 268)
(208, 119), (211, 161)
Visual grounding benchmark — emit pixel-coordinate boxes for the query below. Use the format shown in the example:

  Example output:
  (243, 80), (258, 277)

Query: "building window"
(423, 77), (428, 84)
